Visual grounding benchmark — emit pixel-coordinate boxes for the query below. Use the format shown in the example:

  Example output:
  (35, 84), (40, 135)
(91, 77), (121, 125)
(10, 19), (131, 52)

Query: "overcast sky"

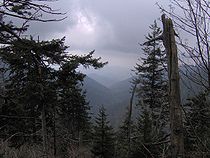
(28, 0), (169, 80)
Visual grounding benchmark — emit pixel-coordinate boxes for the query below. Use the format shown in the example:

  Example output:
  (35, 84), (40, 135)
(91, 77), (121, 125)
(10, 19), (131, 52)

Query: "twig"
(0, 115), (35, 119)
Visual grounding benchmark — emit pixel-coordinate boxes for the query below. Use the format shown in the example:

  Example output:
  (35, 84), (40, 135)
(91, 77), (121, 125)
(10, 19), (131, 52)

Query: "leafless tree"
(158, 0), (210, 90)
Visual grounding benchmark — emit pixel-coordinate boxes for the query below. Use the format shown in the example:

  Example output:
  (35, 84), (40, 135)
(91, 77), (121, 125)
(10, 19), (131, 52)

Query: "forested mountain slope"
(84, 66), (204, 125)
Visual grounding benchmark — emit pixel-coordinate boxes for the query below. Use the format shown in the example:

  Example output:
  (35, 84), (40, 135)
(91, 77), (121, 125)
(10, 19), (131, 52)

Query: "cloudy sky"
(28, 0), (169, 80)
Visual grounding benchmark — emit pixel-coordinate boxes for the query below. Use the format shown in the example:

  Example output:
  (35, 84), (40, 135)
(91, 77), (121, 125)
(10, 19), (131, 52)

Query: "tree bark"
(161, 14), (184, 158)
(41, 102), (48, 158)
(53, 104), (57, 158)
(128, 83), (137, 157)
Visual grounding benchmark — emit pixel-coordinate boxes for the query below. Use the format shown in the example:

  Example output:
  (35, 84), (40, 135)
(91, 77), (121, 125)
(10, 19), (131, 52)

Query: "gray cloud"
(25, 0), (168, 79)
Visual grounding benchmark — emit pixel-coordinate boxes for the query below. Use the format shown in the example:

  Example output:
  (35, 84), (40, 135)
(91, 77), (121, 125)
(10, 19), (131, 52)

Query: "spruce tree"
(0, 38), (66, 145)
(0, 38), (106, 138)
(92, 106), (115, 158)
(0, 0), (65, 46)
(184, 92), (210, 154)
(133, 21), (169, 156)
(0, 1), (66, 147)
(116, 108), (135, 158)
(131, 106), (154, 158)
(0, 1), (107, 157)
(56, 52), (105, 154)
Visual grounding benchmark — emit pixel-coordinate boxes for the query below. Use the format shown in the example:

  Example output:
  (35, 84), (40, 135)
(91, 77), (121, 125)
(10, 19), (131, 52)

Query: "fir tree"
(184, 92), (210, 154)
(132, 21), (169, 157)
(0, 38), (106, 149)
(92, 106), (115, 158)
(131, 106), (153, 158)
(134, 20), (168, 134)
(0, 1), (107, 157)
(0, 38), (66, 145)
(0, 0), (65, 45)
(116, 108), (135, 158)
(56, 52), (105, 154)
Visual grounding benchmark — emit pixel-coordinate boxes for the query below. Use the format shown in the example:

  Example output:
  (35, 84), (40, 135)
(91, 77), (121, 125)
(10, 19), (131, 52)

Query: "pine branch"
(142, 35), (163, 46)
(0, 115), (35, 119)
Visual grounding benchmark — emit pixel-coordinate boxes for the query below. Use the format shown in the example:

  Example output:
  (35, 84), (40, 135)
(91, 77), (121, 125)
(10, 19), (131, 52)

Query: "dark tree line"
(1, 1), (210, 158)
(0, 1), (107, 157)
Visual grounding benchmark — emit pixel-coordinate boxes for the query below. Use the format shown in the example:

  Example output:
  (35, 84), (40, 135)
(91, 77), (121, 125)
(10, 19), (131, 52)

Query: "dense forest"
(0, 0), (209, 158)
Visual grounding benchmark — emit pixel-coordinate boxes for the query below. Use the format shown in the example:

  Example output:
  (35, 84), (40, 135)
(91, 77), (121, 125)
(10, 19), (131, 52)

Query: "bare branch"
(0, 10), (67, 22)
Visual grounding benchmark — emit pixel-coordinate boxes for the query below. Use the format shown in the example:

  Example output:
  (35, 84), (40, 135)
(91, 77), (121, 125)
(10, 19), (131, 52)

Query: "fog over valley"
(0, 0), (209, 157)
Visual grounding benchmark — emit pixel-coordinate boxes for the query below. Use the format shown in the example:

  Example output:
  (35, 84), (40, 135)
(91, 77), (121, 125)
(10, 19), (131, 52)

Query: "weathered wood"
(161, 14), (184, 158)
(41, 102), (47, 158)
(128, 83), (137, 157)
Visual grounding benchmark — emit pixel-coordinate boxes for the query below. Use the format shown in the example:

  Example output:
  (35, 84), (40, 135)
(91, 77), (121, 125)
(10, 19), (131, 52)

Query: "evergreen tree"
(0, 1), (107, 157)
(0, 37), (106, 147)
(131, 106), (154, 158)
(134, 20), (168, 134)
(56, 52), (105, 155)
(57, 51), (105, 138)
(132, 21), (169, 157)
(116, 108), (135, 158)
(184, 92), (210, 154)
(0, 1), (65, 146)
(0, 0), (65, 45)
(0, 38), (66, 145)
(92, 106), (115, 158)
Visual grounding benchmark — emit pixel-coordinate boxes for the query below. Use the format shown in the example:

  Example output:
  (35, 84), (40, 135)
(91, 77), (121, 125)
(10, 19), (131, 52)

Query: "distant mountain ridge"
(83, 76), (117, 115)
(83, 76), (135, 126)
(87, 73), (118, 87)
(83, 66), (205, 126)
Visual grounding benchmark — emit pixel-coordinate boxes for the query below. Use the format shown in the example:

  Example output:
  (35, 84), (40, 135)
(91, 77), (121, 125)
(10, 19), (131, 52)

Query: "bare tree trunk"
(128, 83), (137, 157)
(78, 131), (82, 158)
(158, 0), (210, 90)
(32, 107), (36, 143)
(42, 102), (48, 158)
(53, 104), (57, 158)
(161, 14), (184, 158)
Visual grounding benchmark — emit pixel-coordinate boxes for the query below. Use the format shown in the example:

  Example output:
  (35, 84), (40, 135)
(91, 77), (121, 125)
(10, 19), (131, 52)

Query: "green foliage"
(0, 0), (67, 49)
(115, 108), (135, 158)
(0, 37), (65, 141)
(0, 0), (107, 157)
(134, 20), (168, 130)
(135, 21), (167, 111)
(0, 140), (44, 158)
(131, 109), (154, 158)
(92, 106), (115, 158)
(132, 21), (169, 157)
(0, 36), (106, 149)
(184, 91), (210, 153)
